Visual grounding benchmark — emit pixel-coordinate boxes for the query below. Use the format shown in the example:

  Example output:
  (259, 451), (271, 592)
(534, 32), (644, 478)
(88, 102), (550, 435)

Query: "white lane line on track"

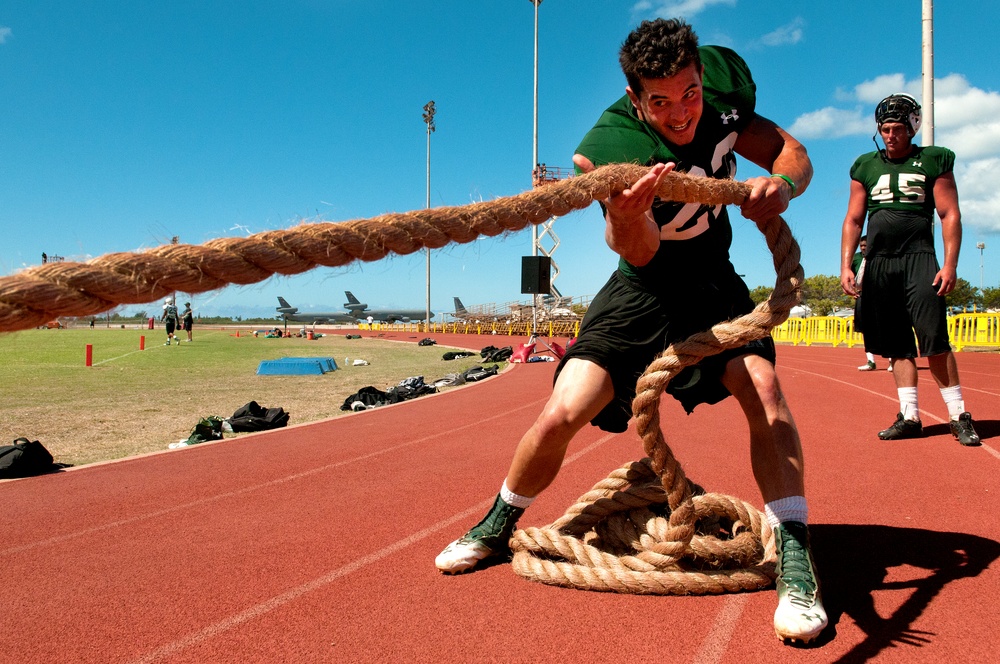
(781, 365), (947, 424)
(129, 430), (621, 664)
(782, 356), (1000, 398)
(1, 396), (549, 557)
(129, 498), (495, 664)
(690, 593), (751, 664)
(783, 363), (1000, 458)
(981, 443), (1000, 461)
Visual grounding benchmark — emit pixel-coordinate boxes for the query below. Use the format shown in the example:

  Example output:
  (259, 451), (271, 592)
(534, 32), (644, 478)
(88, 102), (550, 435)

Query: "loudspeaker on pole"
(521, 256), (551, 294)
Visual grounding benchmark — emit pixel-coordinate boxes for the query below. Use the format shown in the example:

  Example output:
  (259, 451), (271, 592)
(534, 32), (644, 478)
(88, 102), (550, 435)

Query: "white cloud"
(956, 158), (1000, 232)
(788, 107), (870, 139)
(634, 0), (737, 19)
(852, 74), (914, 103)
(932, 77), (1000, 129)
(803, 72), (1000, 140)
(937, 122), (1000, 160)
(0, 26), (12, 44)
(759, 17), (805, 47)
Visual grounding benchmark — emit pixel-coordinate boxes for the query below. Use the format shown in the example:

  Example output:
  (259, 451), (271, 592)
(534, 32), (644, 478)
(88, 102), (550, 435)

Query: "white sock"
(940, 385), (965, 420)
(898, 387), (919, 421)
(500, 480), (535, 509)
(866, 352), (875, 362)
(764, 496), (808, 528)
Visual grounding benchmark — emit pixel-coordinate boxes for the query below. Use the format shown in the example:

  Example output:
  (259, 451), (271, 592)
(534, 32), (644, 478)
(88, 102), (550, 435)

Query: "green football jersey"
(850, 146), (955, 256)
(574, 46), (757, 286)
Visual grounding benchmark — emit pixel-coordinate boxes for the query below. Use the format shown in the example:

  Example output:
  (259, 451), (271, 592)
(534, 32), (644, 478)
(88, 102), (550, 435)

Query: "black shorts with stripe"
(858, 252), (950, 358)
(555, 269), (775, 433)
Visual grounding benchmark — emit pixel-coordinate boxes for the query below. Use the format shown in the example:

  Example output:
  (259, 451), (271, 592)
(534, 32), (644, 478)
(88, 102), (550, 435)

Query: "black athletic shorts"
(555, 269), (776, 433)
(858, 253), (950, 358)
(165, 320), (176, 335)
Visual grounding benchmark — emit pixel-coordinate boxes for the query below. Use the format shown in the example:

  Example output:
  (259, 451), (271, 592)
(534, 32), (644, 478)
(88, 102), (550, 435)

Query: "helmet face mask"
(875, 93), (922, 135)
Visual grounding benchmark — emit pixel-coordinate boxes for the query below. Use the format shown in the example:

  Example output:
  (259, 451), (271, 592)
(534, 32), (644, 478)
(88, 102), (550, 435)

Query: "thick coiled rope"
(508, 172), (803, 594)
(1, 163), (802, 594)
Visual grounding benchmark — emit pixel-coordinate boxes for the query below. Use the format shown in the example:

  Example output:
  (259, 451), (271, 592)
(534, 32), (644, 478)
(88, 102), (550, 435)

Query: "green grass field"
(0, 327), (489, 467)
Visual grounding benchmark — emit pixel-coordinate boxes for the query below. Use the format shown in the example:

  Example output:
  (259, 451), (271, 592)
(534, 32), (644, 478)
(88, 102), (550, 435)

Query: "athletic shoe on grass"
(773, 521), (827, 643)
(878, 413), (923, 440)
(950, 412), (981, 446)
(435, 495), (524, 574)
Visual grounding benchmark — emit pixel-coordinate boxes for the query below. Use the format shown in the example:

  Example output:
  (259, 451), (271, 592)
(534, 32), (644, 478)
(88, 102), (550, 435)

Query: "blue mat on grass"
(256, 357), (339, 375)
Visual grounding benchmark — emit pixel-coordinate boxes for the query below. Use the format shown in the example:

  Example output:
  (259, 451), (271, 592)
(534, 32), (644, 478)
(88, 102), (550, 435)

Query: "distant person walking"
(182, 302), (194, 342)
(161, 297), (180, 346)
(840, 93), (979, 446)
(852, 238), (877, 371)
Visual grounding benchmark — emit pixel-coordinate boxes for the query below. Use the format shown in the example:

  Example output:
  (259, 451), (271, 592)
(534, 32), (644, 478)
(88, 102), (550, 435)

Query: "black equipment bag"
(228, 401), (290, 432)
(0, 438), (55, 479)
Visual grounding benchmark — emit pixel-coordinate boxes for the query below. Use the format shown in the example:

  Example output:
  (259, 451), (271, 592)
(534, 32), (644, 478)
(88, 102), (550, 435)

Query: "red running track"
(2, 334), (998, 663)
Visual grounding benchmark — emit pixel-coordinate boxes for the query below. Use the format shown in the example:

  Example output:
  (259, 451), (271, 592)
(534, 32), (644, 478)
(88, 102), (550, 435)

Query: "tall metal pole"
(423, 101), (436, 331)
(531, 0), (541, 257)
(530, 0), (542, 335)
(921, 0), (934, 146)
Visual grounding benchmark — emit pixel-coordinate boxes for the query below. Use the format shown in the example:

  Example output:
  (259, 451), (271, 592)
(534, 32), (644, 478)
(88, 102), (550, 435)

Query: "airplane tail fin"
(344, 291), (360, 305)
(453, 297), (468, 314)
(277, 296), (291, 308)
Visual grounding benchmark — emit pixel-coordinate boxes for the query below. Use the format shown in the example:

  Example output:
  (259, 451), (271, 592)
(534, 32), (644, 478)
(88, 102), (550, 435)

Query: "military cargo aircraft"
(343, 291), (433, 323)
(275, 297), (357, 324)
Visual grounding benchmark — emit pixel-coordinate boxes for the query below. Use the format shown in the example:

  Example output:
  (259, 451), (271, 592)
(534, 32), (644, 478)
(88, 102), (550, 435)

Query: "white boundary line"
(690, 594), (752, 664)
(128, 431), (620, 663)
(1, 395), (547, 556)
(783, 364), (1000, 460)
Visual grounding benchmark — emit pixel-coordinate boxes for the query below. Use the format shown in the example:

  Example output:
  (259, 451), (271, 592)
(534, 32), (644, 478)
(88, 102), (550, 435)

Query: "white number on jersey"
(658, 133), (736, 241)
(870, 173), (926, 204)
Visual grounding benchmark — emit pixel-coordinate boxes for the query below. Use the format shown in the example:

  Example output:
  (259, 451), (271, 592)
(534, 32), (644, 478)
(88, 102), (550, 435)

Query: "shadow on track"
(810, 524), (1000, 661)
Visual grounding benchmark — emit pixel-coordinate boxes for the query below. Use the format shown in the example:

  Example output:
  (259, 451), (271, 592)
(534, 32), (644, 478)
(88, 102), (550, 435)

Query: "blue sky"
(2, 1), (998, 319)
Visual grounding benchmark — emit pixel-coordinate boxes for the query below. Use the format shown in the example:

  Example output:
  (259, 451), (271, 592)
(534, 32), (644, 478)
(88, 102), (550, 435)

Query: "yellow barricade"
(771, 313), (999, 351)
(948, 313), (1000, 351)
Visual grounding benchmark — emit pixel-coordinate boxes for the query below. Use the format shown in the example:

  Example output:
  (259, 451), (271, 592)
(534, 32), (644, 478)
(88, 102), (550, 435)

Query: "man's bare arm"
(734, 115), (813, 226)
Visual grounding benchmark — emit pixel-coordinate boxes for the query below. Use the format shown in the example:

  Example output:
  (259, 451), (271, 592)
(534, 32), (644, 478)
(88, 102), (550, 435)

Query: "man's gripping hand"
(740, 175), (792, 229)
(573, 155), (671, 267)
(572, 155), (674, 217)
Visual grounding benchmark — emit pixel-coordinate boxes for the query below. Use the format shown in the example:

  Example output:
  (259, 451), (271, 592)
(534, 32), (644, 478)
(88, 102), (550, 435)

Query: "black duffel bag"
(0, 438), (55, 479)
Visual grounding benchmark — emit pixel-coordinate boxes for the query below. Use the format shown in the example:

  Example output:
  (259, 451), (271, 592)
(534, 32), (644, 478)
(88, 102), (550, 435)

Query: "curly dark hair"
(619, 18), (700, 95)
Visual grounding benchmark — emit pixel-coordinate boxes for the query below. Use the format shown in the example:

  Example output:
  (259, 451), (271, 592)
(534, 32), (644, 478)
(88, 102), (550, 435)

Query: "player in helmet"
(160, 296), (180, 345)
(840, 93), (980, 446)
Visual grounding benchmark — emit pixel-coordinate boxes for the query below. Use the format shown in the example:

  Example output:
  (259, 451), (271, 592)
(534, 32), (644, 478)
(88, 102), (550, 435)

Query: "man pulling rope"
(434, 18), (827, 644)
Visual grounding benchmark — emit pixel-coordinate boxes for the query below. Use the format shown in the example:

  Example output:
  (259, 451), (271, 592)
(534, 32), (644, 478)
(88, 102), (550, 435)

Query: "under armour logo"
(912, 161), (922, 167)
(720, 109), (739, 124)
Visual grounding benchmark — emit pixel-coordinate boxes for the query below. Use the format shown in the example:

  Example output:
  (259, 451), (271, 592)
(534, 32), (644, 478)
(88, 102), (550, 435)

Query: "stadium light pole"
(423, 101), (436, 331)
(530, 0), (541, 259)
(529, 0), (542, 333)
(977, 242), (986, 295)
